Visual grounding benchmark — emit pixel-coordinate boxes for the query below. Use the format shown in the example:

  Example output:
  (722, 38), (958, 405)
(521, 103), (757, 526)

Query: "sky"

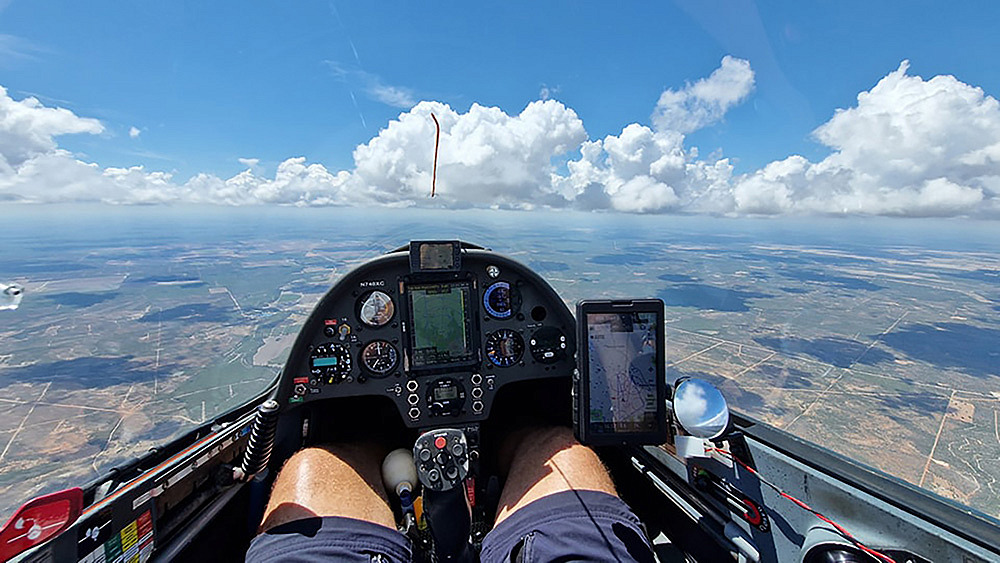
(2, 1), (1000, 217)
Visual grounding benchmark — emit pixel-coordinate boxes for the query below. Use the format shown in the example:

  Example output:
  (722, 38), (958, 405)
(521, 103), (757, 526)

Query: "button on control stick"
(414, 428), (472, 561)
(414, 428), (469, 491)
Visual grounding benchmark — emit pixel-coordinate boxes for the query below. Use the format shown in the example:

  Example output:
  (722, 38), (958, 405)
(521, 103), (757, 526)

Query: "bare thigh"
(494, 426), (617, 526)
(260, 443), (395, 531)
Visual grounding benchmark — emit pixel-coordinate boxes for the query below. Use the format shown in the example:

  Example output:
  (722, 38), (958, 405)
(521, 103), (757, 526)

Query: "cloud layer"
(2, 59), (999, 217)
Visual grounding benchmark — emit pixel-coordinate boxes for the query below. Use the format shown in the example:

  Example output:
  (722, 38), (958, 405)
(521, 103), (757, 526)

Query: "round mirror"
(673, 378), (730, 439)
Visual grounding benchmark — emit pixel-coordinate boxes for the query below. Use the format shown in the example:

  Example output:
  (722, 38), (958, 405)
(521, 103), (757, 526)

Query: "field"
(1, 205), (998, 522)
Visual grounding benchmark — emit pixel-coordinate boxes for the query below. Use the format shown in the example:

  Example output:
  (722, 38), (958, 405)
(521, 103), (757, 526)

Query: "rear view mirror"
(0, 488), (83, 562)
(673, 377), (730, 439)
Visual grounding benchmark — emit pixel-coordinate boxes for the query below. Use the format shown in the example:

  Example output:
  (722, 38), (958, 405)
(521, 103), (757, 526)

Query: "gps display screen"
(408, 282), (475, 368)
(586, 312), (660, 434)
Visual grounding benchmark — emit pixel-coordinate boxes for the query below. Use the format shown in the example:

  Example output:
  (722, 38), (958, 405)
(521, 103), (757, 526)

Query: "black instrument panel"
(275, 245), (576, 428)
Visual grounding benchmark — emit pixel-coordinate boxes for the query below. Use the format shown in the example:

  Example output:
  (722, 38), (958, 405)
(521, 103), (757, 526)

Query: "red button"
(434, 436), (447, 449)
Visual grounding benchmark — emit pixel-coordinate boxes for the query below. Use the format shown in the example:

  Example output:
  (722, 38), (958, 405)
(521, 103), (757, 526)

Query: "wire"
(707, 448), (897, 563)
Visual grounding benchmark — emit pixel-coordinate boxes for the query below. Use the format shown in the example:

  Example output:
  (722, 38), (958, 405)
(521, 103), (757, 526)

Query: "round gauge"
(529, 327), (567, 364)
(361, 340), (398, 377)
(485, 329), (524, 367)
(310, 343), (352, 383)
(358, 290), (394, 327)
(483, 281), (521, 319)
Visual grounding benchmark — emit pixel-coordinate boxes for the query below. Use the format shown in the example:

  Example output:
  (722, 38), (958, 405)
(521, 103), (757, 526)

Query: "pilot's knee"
(284, 445), (336, 468)
(277, 443), (381, 481)
(516, 425), (579, 454)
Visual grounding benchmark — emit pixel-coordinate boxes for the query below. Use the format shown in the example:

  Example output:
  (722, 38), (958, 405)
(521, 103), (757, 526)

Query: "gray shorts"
(246, 490), (653, 562)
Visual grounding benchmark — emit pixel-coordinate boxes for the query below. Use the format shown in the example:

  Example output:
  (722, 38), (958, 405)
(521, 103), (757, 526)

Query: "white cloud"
(732, 61), (1000, 217)
(2, 58), (1000, 218)
(324, 61), (416, 109)
(369, 84), (416, 109)
(652, 55), (755, 134)
(128, 126), (141, 139)
(554, 56), (750, 213)
(350, 100), (587, 207)
(0, 86), (103, 168)
(674, 380), (708, 426)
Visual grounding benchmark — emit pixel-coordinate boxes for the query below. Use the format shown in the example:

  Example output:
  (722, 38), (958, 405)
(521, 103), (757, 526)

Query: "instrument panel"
(276, 244), (576, 428)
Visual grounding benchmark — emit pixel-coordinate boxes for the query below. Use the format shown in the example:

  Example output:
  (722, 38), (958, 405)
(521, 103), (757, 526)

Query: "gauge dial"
(485, 329), (524, 367)
(529, 327), (567, 364)
(358, 290), (394, 327)
(361, 340), (398, 377)
(310, 343), (352, 383)
(483, 281), (520, 319)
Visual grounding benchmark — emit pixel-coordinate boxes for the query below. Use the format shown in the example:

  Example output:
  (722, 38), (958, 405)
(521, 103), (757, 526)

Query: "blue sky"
(2, 1), (1000, 216)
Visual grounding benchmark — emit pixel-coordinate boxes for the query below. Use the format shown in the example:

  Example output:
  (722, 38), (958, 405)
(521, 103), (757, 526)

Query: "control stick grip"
(414, 429), (472, 562)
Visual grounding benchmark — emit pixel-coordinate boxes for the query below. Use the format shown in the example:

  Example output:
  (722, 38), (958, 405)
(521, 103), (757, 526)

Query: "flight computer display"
(576, 299), (666, 445)
(407, 281), (476, 369)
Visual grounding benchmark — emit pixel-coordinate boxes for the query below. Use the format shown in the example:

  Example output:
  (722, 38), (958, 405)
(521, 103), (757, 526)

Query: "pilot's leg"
(261, 443), (394, 530)
(493, 426), (616, 524)
(247, 443), (411, 563)
(482, 426), (654, 562)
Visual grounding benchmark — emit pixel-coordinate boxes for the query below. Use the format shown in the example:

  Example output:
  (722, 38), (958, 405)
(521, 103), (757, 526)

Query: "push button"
(434, 436), (447, 449)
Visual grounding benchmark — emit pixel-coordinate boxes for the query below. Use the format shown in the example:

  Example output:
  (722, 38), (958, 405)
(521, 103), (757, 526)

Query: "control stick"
(414, 428), (472, 562)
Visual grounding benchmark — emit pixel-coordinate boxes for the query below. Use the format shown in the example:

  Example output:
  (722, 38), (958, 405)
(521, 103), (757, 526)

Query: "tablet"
(575, 299), (667, 445)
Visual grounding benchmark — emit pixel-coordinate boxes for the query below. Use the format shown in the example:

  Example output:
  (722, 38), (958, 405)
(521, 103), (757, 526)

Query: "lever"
(414, 428), (472, 562)
(382, 448), (419, 534)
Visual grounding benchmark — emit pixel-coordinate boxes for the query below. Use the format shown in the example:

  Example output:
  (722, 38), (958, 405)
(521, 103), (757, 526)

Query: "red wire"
(707, 448), (897, 563)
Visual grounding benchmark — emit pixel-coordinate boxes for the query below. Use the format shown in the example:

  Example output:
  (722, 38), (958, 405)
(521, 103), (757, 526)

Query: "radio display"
(433, 386), (459, 401)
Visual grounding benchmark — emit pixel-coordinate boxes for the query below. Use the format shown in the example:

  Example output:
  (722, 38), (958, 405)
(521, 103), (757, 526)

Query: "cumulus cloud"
(0, 86), (103, 168)
(553, 56), (751, 213)
(128, 126), (141, 139)
(652, 55), (755, 134)
(732, 61), (1000, 216)
(349, 100), (586, 207)
(2, 58), (1000, 217)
